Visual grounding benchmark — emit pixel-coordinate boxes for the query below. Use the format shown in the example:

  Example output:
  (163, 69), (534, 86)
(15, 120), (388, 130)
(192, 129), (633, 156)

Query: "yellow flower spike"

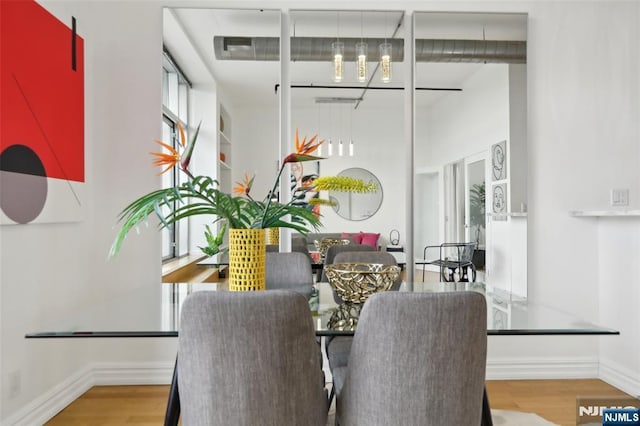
(308, 198), (337, 207)
(312, 176), (378, 193)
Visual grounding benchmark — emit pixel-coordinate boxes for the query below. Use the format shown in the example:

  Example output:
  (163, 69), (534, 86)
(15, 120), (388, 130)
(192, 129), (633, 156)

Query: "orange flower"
(150, 141), (181, 175)
(233, 173), (255, 196)
(283, 129), (324, 164)
(149, 122), (200, 178)
(150, 122), (187, 175)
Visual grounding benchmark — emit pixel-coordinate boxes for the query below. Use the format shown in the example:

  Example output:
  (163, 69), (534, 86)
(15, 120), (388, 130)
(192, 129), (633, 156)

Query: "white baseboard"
(2, 357), (631, 425)
(2, 366), (93, 426)
(92, 362), (174, 385)
(599, 358), (640, 397)
(486, 357), (600, 380)
(1, 362), (173, 426)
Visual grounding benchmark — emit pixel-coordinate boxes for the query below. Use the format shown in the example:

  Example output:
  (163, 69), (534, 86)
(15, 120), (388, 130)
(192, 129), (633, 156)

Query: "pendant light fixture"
(332, 12), (343, 83)
(356, 12), (367, 82)
(338, 104), (344, 156)
(380, 14), (392, 83)
(380, 42), (392, 83)
(349, 105), (354, 156)
(327, 103), (333, 156)
(316, 103), (322, 156)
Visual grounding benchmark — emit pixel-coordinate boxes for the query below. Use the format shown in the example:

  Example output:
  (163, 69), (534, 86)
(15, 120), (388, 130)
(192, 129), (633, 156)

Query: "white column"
(405, 11), (415, 287)
(279, 9), (292, 252)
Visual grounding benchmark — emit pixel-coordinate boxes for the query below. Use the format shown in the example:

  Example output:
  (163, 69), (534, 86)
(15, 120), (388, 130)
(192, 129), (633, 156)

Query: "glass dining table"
(25, 281), (619, 426)
(25, 281), (619, 338)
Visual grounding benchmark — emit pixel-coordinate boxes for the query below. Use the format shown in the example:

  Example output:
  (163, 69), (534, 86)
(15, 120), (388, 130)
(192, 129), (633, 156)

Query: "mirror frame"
(330, 167), (384, 221)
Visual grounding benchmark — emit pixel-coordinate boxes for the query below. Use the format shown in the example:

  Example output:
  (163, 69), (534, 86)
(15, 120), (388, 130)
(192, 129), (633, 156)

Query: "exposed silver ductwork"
(415, 39), (526, 64)
(314, 97), (362, 104)
(214, 36), (405, 61)
(213, 36), (526, 63)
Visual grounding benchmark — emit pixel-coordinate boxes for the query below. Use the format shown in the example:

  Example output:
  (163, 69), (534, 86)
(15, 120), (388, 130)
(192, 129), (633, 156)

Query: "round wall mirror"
(330, 168), (383, 221)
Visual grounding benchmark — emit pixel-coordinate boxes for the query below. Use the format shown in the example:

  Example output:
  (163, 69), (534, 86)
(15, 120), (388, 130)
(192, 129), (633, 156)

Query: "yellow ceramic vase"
(229, 228), (266, 291)
(266, 227), (279, 245)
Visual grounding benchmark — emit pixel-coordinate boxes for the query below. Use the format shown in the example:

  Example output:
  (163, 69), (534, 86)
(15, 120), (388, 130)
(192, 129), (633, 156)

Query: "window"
(161, 48), (191, 259)
(160, 116), (177, 259)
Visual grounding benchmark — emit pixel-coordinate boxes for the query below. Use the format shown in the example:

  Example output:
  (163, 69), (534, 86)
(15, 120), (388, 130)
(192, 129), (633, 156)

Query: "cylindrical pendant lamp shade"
(379, 42), (392, 83)
(356, 42), (368, 82)
(332, 41), (344, 83)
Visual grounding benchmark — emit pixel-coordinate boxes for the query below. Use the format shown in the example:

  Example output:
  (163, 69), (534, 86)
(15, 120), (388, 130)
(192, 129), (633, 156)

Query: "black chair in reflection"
(421, 242), (478, 282)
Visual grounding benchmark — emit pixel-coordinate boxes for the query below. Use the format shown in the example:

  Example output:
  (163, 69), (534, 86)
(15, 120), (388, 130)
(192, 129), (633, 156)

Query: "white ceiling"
(164, 8), (526, 108)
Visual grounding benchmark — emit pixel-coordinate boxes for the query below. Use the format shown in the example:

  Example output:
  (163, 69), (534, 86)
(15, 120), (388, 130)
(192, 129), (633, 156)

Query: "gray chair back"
(320, 244), (374, 282)
(268, 243), (314, 264)
(266, 252), (314, 299)
(178, 291), (328, 426)
(336, 291), (487, 426)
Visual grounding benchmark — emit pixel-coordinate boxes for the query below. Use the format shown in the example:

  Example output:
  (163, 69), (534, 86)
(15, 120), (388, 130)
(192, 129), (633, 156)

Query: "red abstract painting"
(1, 0), (84, 224)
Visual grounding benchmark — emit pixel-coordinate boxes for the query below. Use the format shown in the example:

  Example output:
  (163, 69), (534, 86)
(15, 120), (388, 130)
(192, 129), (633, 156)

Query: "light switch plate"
(610, 189), (629, 206)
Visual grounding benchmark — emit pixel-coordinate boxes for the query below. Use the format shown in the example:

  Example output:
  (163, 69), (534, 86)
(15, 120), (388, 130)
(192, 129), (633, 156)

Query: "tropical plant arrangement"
(109, 124), (377, 258)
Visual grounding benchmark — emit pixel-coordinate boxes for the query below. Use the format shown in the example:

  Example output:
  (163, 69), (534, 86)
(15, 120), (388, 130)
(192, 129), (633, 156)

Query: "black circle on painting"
(0, 144), (46, 176)
(0, 144), (48, 224)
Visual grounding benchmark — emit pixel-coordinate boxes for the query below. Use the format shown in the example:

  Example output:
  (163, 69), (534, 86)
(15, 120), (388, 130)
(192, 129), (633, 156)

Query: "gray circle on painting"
(0, 145), (48, 224)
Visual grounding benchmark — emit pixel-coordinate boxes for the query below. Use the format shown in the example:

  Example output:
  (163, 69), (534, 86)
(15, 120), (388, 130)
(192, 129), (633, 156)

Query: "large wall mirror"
(289, 10), (405, 235)
(163, 9), (527, 296)
(330, 168), (383, 221)
(413, 12), (527, 296)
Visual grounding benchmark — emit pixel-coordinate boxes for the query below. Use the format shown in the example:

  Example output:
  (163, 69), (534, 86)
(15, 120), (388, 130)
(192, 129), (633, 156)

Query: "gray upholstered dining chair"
(319, 244), (374, 283)
(326, 251), (402, 354)
(325, 250), (403, 403)
(333, 291), (487, 426)
(177, 291), (328, 426)
(265, 251), (314, 299)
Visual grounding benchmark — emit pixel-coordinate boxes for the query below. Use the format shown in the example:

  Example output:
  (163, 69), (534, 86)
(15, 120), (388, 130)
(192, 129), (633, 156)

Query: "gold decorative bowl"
(327, 303), (362, 331)
(324, 262), (401, 304)
(314, 238), (351, 261)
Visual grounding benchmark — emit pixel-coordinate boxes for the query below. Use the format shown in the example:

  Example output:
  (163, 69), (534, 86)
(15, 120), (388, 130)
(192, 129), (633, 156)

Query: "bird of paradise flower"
(111, 126), (375, 257)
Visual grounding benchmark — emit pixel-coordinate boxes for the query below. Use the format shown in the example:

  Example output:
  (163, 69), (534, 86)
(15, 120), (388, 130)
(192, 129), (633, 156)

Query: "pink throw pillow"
(342, 232), (363, 244)
(360, 232), (380, 249)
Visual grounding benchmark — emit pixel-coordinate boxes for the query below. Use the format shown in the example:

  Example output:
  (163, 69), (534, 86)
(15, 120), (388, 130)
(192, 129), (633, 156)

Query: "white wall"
(188, 85), (218, 253)
(232, 101), (407, 248)
(0, 1), (178, 423)
(598, 220), (640, 392)
(291, 103), (407, 247)
(233, 104), (280, 201)
(1, 1), (639, 423)
(415, 64), (526, 293)
(417, 64), (510, 169)
(525, 0), (639, 393)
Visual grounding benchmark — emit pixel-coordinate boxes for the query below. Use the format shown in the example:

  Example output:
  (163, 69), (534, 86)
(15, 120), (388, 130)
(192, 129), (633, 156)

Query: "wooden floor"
(46, 379), (629, 425)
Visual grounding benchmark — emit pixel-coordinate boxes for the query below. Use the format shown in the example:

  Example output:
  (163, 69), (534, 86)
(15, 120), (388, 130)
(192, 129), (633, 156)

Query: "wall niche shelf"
(219, 130), (231, 145)
(488, 212), (528, 219)
(569, 210), (640, 217)
(217, 103), (232, 193)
